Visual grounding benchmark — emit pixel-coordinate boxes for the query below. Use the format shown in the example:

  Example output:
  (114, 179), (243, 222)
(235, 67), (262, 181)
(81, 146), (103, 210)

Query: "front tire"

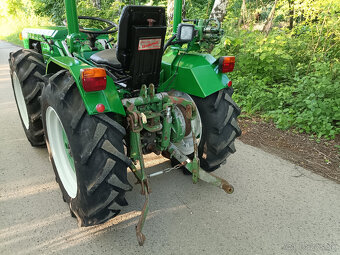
(41, 70), (132, 226)
(9, 49), (46, 146)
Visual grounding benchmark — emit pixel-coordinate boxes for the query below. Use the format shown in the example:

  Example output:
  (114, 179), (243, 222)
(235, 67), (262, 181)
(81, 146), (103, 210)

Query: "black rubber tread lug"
(107, 174), (132, 191)
(224, 93), (241, 114)
(215, 104), (233, 134)
(96, 114), (126, 136)
(33, 71), (45, 81)
(115, 196), (128, 206)
(13, 51), (30, 69)
(27, 55), (45, 69)
(25, 85), (41, 104)
(211, 130), (236, 155)
(20, 63), (37, 83)
(229, 141), (236, 153)
(33, 129), (44, 137)
(80, 123), (107, 164)
(213, 89), (224, 110)
(96, 211), (120, 225)
(108, 202), (123, 211)
(59, 76), (75, 101)
(87, 158), (117, 195)
(49, 70), (68, 88)
(30, 111), (41, 123)
(70, 105), (86, 132)
(231, 117), (242, 135)
(86, 190), (119, 217)
(101, 140), (132, 166)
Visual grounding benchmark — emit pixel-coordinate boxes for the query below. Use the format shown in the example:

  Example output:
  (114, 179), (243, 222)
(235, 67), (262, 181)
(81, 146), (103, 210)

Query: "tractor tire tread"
(192, 88), (241, 171)
(9, 49), (46, 146)
(42, 70), (131, 227)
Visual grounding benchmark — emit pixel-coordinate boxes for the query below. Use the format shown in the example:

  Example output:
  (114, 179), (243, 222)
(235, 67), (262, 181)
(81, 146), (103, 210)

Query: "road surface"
(0, 41), (339, 255)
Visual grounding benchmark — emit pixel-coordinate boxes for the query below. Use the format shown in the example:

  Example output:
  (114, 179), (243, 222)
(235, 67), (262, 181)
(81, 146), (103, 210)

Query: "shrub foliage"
(1, 0), (339, 138)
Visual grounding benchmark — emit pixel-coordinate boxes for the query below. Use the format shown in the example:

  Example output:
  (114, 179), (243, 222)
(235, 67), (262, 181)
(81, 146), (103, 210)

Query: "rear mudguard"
(46, 56), (125, 116)
(159, 50), (230, 97)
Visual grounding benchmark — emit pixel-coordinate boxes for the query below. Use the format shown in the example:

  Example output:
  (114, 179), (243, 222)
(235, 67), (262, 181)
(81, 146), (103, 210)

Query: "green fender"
(46, 56), (126, 116)
(159, 50), (230, 97)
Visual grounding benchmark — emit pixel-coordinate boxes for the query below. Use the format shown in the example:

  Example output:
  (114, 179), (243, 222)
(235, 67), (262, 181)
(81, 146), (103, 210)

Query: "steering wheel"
(78, 16), (118, 35)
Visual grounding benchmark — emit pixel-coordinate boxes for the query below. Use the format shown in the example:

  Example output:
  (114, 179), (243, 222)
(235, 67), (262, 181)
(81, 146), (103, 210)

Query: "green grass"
(0, 33), (24, 47)
(0, 6), (52, 47)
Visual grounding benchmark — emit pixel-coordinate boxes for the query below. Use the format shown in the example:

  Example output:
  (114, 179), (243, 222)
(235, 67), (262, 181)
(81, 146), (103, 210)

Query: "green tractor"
(9, 0), (241, 245)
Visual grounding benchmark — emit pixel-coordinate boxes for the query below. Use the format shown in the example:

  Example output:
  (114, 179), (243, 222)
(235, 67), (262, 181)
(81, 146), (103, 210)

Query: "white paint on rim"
(12, 72), (29, 129)
(169, 91), (202, 155)
(45, 106), (77, 198)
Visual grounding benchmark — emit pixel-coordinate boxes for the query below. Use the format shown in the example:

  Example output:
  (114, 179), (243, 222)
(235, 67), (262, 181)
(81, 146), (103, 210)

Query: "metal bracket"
(168, 143), (234, 194)
(122, 85), (233, 246)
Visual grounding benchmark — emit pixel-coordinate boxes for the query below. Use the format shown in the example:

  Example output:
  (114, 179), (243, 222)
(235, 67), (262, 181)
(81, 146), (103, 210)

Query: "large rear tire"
(9, 49), (46, 146)
(192, 88), (241, 171)
(41, 70), (132, 226)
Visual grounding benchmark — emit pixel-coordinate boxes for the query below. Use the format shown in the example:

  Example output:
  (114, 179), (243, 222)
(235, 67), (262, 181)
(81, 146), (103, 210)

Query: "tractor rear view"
(9, 0), (241, 245)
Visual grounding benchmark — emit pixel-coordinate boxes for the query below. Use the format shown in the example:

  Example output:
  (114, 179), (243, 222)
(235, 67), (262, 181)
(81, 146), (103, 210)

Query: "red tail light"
(219, 56), (235, 73)
(81, 68), (107, 92)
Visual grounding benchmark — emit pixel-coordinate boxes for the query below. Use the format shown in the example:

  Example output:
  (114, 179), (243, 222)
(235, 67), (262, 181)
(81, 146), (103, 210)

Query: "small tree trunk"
(262, 0), (278, 35)
(288, 0), (294, 30)
(167, 0), (186, 27)
(182, 0), (186, 20)
(92, 0), (101, 9)
(167, 0), (174, 26)
(238, 0), (247, 27)
(210, 0), (229, 23)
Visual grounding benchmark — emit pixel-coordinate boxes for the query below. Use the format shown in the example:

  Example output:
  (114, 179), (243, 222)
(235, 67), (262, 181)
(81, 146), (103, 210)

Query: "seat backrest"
(116, 5), (167, 89)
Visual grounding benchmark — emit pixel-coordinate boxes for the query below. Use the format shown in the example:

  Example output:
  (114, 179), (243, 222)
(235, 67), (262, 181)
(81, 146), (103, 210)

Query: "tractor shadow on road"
(1, 153), (211, 254)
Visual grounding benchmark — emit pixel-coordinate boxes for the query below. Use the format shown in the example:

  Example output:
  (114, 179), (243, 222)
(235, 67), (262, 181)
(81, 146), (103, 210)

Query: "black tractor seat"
(89, 49), (122, 69)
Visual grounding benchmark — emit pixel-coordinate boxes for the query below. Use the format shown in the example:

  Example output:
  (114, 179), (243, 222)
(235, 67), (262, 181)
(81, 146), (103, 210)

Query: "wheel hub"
(169, 91), (202, 156)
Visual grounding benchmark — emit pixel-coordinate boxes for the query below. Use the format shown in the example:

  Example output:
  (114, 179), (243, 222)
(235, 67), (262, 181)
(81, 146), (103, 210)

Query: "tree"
(210, 0), (228, 23)
(262, 0), (278, 35)
(92, 0), (101, 9)
(238, 0), (247, 27)
(288, 0), (294, 30)
(167, 0), (174, 26)
(167, 0), (186, 27)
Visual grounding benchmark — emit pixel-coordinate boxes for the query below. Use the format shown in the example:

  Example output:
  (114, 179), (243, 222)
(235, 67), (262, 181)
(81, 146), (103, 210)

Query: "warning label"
(138, 38), (162, 51)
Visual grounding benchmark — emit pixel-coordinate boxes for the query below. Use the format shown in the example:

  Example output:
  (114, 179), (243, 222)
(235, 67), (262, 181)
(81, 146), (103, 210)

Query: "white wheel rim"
(13, 72), (29, 129)
(170, 91), (202, 155)
(46, 106), (77, 198)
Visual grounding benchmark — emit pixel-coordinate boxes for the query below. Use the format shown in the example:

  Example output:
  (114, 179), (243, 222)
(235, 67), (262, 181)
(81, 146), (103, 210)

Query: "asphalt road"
(0, 40), (339, 255)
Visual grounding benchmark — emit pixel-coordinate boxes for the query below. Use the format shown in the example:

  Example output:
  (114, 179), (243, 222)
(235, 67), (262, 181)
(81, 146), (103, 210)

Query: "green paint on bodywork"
(46, 56), (126, 116)
(173, 0), (182, 34)
(159, 50), (229, 98)
(21, 1), (228, 116)
(65, 0), (80, 35)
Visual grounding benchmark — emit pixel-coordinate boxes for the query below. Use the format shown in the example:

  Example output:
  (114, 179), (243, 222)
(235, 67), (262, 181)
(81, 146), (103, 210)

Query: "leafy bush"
(212, 0), (339, 138)
(1, 0), (339, 139)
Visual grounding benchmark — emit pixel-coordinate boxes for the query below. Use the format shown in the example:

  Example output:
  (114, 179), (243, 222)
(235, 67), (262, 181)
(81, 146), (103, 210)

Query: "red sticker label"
(138, 38), (162, 51)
